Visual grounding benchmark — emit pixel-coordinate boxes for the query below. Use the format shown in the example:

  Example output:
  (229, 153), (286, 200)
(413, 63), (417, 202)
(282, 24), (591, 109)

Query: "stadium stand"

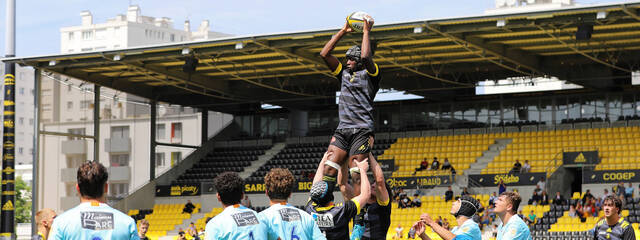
(247, 137), (395, 183)
(133, 203), (201, 239)
(381, 134), (493, 177)
(173, 144), (271, 185)
(386, 194), (490, 240)
(484, 126), (640, 174)
(529, 191), (640, 238)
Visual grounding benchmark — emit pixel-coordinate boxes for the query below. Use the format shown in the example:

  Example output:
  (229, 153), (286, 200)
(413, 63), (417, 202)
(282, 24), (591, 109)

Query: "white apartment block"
(36, 5), (234, 212)
(60, 5), (230, 53)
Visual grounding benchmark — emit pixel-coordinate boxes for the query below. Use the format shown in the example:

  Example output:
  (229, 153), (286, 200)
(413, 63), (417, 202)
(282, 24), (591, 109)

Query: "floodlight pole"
(1, 0), (16, 239)
(31, 69), (41, 238)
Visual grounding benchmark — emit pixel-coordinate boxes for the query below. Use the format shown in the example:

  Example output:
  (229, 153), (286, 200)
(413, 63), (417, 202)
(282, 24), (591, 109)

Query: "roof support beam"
(252, 40), (335, 78)
(535, 25), (632, 73)
(111, 59), (243, 101)
(426, 24), (544, 77)
(622, 5), (640, 21)
(375, 52), (473, 86)
(196, 54), (322, 97)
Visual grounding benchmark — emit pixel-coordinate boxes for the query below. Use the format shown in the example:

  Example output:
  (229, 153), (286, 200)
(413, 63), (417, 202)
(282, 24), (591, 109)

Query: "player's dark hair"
(500, 191), (522, 214)
(264, 168), (295, 200)
(603, 195), (622, 214)
(214, 172), (245, 205)
(77, 161), (109, 199)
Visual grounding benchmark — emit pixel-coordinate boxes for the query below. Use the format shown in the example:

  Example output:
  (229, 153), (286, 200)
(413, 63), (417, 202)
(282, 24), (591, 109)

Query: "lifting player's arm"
(361, 16), (377, 75)
(352, 159), (371, 208)
(368, 153), (389, 204)
(421, 213), (456, 240)
(313, 151), (332, 184)
(338, 160), (355, 200)
(320, 22), (352, 73)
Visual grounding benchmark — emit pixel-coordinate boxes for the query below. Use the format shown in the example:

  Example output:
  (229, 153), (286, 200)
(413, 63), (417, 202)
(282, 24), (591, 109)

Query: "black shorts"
(330, 128), (374, 157)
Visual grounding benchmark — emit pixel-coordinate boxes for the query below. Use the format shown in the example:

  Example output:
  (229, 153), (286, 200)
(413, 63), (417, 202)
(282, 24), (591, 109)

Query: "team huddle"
(37, 14), (636, 240)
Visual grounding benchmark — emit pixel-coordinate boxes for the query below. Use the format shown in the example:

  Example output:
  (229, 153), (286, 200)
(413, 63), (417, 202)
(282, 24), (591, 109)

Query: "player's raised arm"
(313, 151), (332, 184)
(361, 15), (377, 75)
(368, 153), (389, 204)
(338, 160), (355, 200)
(352, 159), (370, 208)
(320, 22), (351, 73)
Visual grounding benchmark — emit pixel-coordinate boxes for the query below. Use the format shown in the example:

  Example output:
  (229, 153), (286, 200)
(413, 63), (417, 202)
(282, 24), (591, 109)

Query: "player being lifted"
(315, 13), (381, 209)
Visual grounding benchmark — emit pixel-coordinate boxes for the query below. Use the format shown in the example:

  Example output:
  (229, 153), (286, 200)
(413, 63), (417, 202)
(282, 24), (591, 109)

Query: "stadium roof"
(5, 1), (640, 113)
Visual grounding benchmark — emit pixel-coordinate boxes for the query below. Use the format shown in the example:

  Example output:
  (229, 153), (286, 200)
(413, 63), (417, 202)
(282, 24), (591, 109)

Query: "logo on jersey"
(80, 212), (114, 230)
(312, 213), (335, 228)
(279, 208), (301, 222)
(232, 212), (260, 227)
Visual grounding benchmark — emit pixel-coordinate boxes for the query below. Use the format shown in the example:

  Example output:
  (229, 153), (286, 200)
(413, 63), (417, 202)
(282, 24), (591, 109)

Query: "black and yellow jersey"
(305, 198), (361, 240)
(592, 217), (636, 240)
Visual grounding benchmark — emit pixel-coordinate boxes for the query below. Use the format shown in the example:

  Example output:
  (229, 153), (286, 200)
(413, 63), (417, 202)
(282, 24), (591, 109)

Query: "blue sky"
(0, 0), (621, 57)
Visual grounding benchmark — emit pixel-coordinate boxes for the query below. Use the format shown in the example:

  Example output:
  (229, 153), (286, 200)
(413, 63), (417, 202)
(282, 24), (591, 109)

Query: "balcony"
(107, 166), (130, 181)
(104, 137), (131, 153)
(60, 168), (77, 182)
(61, 139), (87, 155)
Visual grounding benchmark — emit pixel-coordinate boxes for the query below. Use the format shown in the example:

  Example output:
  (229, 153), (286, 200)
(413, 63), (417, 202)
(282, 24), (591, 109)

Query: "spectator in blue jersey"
(259, 168), (326, 240)
(305, 151), (370, 240)
(494, 191), (532, 240)
(625, 183), (634, 198)
(48, 161), (139, 240)
(412, 195), (482, 240)
(205, 172), (268, 240)
(498, 180), (507, 195)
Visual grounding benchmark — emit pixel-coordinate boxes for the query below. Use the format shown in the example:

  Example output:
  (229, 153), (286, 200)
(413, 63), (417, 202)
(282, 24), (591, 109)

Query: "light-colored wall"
(39, 112), (233, 213)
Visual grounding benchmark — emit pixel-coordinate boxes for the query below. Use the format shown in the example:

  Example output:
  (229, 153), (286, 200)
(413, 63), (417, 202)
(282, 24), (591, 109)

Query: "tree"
(15, 176), (31, 223)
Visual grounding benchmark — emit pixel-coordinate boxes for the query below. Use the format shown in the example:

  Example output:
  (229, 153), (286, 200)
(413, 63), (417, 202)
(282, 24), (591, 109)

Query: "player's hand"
(420, 213), (436, 227)
(363, 15), (374, 32)
(355, 159), (369, 172)
(341, 21), (353, 33)
(321, 151), (333, 164)
(412, 221), (426, 236)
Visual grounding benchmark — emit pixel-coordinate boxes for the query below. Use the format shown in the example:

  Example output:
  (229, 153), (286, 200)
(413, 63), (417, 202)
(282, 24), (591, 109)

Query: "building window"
(68, 128), (86, 140)
(68, 32), (74, 40)
(18, 148), (23, 155)
(68, 85), (72, 92)
(80, 48), (93, 52)
(110, 126), (129, 138)
(171, 123), (182, 143)
(109, 183), (129, 198)
(29, 119), (33, 126)
(19, 117), (24, 125)
(67, 101), (73, 109)
(171, 152), (182, 166)
(110, 154), (129, 167)
(157, 124), (165, 140)
(155, 153), (165, 167)
(80, 100), (91, 109)
(81, 31), (93, 40)
(19, 88), (24, 95)
(170, 34), (175, 42)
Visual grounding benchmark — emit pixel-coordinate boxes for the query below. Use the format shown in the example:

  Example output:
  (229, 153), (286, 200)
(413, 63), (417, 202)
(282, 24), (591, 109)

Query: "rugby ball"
(347, 12), (373, 32)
